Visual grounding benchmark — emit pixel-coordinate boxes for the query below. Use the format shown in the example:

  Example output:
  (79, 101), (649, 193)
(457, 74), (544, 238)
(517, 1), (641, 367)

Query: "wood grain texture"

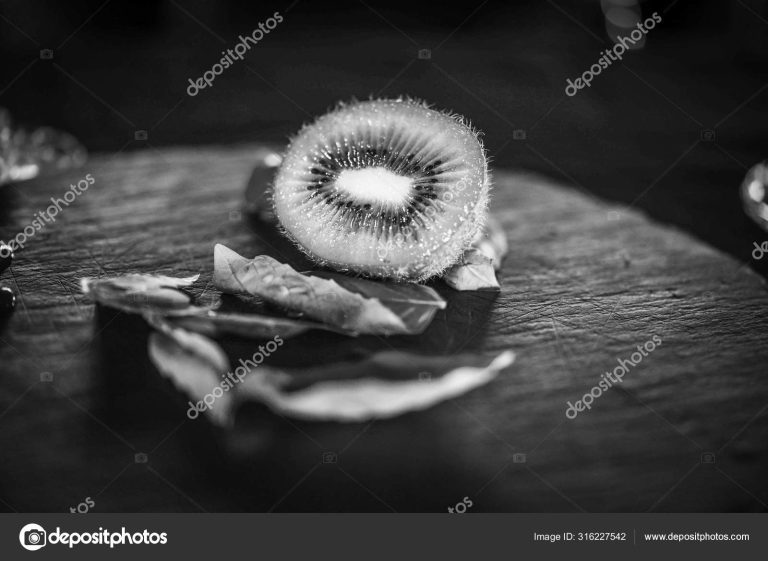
(0, 144), (766, 513)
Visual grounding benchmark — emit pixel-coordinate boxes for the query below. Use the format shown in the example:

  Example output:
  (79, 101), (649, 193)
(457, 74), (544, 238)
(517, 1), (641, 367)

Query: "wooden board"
(0, 144), (766, 513)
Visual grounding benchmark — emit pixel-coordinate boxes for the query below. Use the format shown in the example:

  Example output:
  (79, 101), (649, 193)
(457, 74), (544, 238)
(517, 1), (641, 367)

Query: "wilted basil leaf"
(212, 244), (250, 295)
(81, 274), (199, 314)
(166, 309), (343, 339)
(238, 350), (515, 422)
(443, 217), (507, 290)
(443, 249), (500, 291)
(309, 271), (446, 334)
(213, 244), (446, 335)
(472, 216), (508, 271)
(147, 318), (234, 427)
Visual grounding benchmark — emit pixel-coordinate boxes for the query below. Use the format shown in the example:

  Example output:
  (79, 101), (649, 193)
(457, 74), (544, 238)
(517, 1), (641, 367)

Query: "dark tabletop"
(1, 0), (767, 512)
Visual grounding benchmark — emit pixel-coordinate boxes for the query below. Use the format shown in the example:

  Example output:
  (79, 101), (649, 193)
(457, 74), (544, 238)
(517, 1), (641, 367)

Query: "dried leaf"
(213, 245), (445, 335)
(472, 216), (508, 271)
(443, 249), (500, 291)
(238, 350), (515, 422)
(443, 217), (507, 291)
(147, 318), (234, 427)
(105, 274), (199, 291)
(81, 274), (199, 314)
(148, 312), (515, 425)
(212, 244), (250, 294)
(233, 257), (404, 334)
(310, 271), (446, 334)
(166, 309), (343, 339)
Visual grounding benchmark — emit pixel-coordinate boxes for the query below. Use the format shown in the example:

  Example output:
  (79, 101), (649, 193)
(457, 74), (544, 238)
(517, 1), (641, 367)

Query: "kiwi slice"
(272, 99), (489, 281)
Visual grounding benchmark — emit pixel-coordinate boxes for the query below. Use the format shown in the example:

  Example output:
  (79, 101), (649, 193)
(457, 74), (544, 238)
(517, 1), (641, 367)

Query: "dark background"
(1, 0), (767, 515)
(1, 0), (767, 275)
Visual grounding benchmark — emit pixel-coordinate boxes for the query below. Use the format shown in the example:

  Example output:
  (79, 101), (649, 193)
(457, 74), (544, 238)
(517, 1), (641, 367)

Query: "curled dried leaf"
(443, 217), (507, 291)
(443, 249), (500, 291)
(212, 245), (250, 294)
(81, 273), (199, 314)
(147, 318), (234, 427)
(472, 216), (508, 271)
(238, 350), (515, 422)
(148, 309), (515, 425)
(213, 244), (445, 335)
(308, 271), (446, 334)
(166, 309), (342, 339)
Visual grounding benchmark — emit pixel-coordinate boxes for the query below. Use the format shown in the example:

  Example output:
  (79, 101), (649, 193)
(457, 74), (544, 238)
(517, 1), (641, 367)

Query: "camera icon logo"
(19, 523), (47, 551)
(321, 451), (338, 464)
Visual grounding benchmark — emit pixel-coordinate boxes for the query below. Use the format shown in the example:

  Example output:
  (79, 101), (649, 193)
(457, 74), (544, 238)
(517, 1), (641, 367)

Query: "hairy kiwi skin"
(273, 99), (490, 282)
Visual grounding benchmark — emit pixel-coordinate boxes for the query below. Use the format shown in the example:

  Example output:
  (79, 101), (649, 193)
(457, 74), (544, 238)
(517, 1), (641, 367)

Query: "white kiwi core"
(335, 167), (411, 206)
